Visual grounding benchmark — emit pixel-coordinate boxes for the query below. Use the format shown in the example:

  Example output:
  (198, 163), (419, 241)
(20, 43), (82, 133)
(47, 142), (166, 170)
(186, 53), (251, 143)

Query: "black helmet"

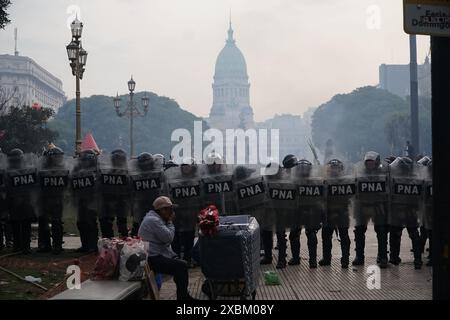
(47, 147), (64, 157)
(297, 159), (312, 176)
(111, 148), (127, 166)
(417, 156), (431, 166)
(7, 148), (24, 169)
(327, 159), (344, 175)
(234, 165), (254, 180)
(137, 152), (154, 171)
(137, 152), (152, 163)
(46, 147), (64, 166)
(79, 149), (97, 168)
(384, 156), (397, 165)
(282, 154), (298, 169)
(8, 148), (24, 159)
(328, 158), (343, 170)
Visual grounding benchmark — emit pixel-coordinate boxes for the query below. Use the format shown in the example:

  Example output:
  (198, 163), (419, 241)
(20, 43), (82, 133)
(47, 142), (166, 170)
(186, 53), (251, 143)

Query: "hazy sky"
(0, 0), (430, 121)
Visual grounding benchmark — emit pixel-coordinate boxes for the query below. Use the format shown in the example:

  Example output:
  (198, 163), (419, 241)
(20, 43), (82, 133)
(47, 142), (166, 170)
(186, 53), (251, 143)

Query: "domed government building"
(207, 21), (255, 130)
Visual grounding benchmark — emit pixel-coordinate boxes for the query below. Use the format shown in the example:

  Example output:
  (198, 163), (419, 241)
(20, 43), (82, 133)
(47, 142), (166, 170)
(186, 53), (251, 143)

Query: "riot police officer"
(6, 149), (38, 254)
(200, 152), (235, 215)
(232, 164), (269, 265)
(166, 157), (202, 267)
(389, 157), (423, 269)
(320, 159), (353, 268)
(129, 152), (165, 236)
(72, 149), (99, 253)
(293, 159), (326, 268)
(37, 147), (70, 254)
(262, 155), (299, 269)
(99, 149), (130, 238)
(353, 151), (389, 268)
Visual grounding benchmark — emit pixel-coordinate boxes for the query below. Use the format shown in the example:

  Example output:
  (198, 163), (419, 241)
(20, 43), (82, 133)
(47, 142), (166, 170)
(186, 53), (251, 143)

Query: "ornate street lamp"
(114, 76), (149, 158)
(66, 17), (87, 156)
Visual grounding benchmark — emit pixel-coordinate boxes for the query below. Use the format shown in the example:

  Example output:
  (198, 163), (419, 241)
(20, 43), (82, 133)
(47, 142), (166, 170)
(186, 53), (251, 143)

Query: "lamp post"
(66, 16), (87, 156)
(113, 76), (149, 158)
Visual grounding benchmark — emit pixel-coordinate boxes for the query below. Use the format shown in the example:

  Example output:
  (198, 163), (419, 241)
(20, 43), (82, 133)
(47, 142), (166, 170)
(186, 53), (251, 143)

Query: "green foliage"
(311, 86), (431, 161)
(0, 0), (11, 29)
(0, 106), (58, 153)
(50, 92), (207, 157)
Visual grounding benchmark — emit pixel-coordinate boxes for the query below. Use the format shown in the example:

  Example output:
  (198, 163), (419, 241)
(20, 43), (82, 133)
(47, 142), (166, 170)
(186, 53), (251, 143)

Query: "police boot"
(51, 218), (64, 255)
(99, 217), (114, 239)
(87, 220), (99, 253)
(276, 231), (287, 269)
(11, 221), (22, 252)
(37, 216), (52, 253)
(408, 227), (423, 270)
(319, 227), (333, 266)
(389, 227), (402, 265)
(375, 225), (388, 268)
(21, 220), (32, 255)
(260, 230), (273, 265)
(117, 217), (129, 238)
(352, 226), (366, 266)
(306, 229), (318, 268)
(339, 228), (351, 269)
(288, 229), (301, 265)
(76, 221), (89, 252)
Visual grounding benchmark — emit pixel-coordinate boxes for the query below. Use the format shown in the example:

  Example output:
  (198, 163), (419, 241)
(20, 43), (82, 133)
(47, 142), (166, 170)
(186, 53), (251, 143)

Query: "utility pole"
(409, 35), (419, 158)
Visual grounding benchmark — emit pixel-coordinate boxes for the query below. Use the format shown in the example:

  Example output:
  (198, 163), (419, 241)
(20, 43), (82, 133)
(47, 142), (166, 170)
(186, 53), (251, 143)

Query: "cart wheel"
(251, 290), (256, 300)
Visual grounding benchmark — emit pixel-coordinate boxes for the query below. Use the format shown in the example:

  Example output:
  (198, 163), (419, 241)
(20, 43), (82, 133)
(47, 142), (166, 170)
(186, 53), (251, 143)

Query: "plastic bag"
(264, 271), (280, 285)
(119, 239), (148, 281)
(198, 205), (220, 236)
(92, 239), (120, 280)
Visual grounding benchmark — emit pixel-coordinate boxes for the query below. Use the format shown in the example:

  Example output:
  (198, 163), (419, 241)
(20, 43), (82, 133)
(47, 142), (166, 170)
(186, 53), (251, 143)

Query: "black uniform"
(72, 149), (99, 253)
(99, 149), (130, 238)
(353, 152), (389, 268)
(388, 157), (423, 269)
(6, 149), (37, 254)
(37, 147), (70, 254)
(320, 159), (353, 268)
(130, 153), (164, 236)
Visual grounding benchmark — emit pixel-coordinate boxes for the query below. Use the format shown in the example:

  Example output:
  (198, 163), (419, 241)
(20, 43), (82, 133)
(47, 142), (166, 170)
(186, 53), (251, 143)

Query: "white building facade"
(0, 54), (66, 112)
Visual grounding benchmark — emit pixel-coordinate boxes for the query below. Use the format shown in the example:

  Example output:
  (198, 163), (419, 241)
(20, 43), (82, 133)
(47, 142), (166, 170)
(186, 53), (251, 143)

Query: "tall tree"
(0, 0), (11, 29)
(0, 106), (58, 153)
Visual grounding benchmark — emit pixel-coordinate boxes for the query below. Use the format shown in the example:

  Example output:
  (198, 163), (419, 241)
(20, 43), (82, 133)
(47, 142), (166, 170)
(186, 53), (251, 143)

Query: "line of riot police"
(0, 148), (432, 272)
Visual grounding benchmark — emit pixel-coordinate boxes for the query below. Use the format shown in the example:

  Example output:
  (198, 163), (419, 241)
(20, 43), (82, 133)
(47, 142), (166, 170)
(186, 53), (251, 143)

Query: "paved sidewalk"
(159, 228), (432, 300)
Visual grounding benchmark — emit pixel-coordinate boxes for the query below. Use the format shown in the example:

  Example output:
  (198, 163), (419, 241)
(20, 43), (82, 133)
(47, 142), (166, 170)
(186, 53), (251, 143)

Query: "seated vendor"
(138, 196), (196, 300)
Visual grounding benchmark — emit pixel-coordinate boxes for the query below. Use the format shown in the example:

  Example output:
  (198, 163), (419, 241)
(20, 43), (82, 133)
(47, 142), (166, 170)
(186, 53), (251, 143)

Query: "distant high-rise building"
(207, 21), (255, 130)
(0, 51), (66, 113)
(379, 57), (431, 98)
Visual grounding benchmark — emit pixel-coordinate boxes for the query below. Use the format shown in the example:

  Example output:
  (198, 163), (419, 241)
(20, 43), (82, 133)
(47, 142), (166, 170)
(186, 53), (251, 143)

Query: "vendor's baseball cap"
(153, 196), (178, 210)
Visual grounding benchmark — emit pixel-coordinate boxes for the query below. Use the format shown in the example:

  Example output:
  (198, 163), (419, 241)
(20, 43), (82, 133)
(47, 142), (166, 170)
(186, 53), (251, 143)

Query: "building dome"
(214, 23), (248, 81)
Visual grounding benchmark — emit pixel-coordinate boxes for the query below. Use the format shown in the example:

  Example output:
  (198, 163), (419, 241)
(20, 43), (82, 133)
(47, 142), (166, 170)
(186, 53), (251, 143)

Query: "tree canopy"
(0, 105), (58, 153)
(311, 86), (431, 162)
(49, 92), (207, 157)
(0, 0), (11, 29)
